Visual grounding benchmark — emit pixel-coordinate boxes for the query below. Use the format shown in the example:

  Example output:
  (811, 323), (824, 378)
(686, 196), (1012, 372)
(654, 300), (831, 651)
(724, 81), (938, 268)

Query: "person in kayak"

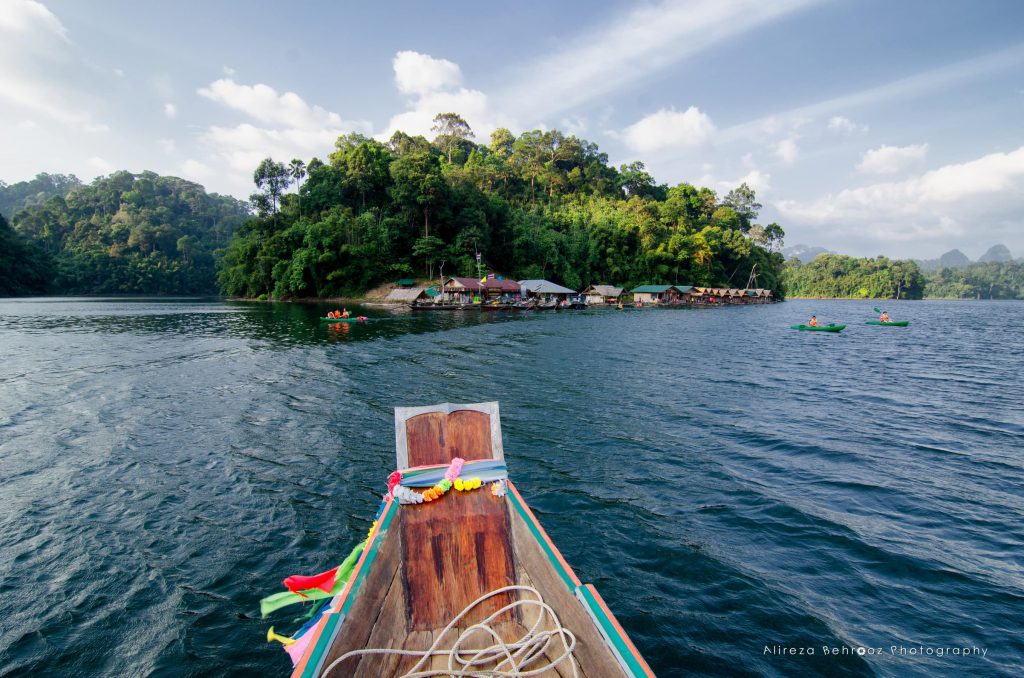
(327, 311), (336, 319)
(808, 315), (818, 327)
(341, 308), (350, 318)
(880, 311), (891, 322)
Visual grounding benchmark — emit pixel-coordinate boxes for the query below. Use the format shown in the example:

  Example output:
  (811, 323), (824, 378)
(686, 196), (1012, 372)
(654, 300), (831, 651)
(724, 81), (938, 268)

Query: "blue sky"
(2, 0), (1023, 258)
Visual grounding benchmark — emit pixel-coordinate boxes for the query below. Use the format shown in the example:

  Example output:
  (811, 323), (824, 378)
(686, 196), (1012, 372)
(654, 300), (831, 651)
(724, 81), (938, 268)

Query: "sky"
(2, 0), (1023, 259)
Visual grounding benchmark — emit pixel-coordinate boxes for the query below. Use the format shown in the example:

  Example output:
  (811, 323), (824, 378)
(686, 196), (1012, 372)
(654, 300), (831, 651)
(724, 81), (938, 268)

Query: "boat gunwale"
(290, 497), (398, 678)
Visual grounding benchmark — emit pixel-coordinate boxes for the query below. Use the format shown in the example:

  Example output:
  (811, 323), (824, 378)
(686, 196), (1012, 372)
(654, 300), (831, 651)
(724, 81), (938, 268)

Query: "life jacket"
(342, 310), (350, 318)
(809, 319), (817, 326)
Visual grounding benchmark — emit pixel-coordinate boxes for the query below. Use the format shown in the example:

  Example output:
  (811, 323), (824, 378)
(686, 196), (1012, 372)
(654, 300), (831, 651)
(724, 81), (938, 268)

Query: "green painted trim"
(578, 586), (648, 678)
(341, 503), (396, 616)
(297, 613), (341, 678)
(298, 501), (397, 678)
(507, 490), (576, 590)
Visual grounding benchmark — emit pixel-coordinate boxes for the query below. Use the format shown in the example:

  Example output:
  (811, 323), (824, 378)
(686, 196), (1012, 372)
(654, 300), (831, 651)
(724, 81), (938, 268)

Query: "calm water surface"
(1, 298), (1022, 677)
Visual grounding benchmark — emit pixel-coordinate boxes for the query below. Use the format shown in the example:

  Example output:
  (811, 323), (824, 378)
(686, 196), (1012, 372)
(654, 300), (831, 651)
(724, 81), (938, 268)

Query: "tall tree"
(252, 158), (290, 220)
(289, 159), (307, 217)
(432, 112), (474, 164)
(721, 183), (762, 233)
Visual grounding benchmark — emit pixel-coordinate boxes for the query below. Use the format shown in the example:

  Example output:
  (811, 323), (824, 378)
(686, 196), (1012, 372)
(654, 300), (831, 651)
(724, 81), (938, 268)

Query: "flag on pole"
(487, 273), (495, 279)
(475, 252), (481, 262)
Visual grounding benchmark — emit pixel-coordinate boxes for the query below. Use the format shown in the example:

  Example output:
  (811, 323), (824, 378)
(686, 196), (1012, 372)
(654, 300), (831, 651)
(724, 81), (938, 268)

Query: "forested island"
(218, 114), (786, 299)
(784, 253), (1024, 300)
(0, 172), (247, 295)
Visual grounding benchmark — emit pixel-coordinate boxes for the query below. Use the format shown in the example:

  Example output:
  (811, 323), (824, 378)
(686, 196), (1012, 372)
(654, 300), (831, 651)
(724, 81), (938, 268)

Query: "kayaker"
(808, 315), (818, 327)
(341, 308), (350, 318)
(880, 311), (891, 322)
(327, 311), (336, 319)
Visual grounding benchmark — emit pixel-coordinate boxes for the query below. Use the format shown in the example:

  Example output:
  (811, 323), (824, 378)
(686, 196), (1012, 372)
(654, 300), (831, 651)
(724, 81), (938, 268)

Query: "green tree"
(432, 112), (474, 164)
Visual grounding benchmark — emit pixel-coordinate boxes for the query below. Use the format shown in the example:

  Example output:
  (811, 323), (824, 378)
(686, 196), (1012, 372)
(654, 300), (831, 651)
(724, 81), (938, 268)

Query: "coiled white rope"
(321, 584), (579, 677)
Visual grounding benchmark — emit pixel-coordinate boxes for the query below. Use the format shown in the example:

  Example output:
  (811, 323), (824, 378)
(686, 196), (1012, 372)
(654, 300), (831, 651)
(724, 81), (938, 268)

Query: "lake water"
(1, 297), (1022, 677)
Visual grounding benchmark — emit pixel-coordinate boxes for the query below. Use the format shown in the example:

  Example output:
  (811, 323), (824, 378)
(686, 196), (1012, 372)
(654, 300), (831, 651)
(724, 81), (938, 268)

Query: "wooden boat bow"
(288, 402), (654, 677)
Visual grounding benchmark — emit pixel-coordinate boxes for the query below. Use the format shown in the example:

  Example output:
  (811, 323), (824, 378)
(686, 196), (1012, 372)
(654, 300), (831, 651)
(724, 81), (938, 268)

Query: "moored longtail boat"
(278, 402), (653, 677)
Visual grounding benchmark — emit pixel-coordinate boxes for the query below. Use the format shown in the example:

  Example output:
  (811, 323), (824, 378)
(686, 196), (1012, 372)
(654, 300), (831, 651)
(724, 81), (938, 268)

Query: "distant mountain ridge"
(915, 245), (1015, 272)
(782, 244), (832, 263)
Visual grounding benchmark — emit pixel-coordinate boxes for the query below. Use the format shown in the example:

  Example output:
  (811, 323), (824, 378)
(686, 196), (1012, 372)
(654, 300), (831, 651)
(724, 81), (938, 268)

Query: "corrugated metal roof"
(396, 278), (417, 286)
(675, 285), (694, 292)
(483, 278), (522, 291)
(519, 279), (577, 294)
(446, 277), (484, 290)
(630, 285), (673, 293)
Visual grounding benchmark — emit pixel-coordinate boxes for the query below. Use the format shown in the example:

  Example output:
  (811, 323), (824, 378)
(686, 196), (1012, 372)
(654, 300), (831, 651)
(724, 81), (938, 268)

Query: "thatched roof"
(385, 287), (429, 302)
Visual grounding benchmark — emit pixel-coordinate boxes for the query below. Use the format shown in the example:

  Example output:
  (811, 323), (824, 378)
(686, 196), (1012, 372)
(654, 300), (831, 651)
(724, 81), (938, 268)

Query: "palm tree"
(289, 159), (307, 218)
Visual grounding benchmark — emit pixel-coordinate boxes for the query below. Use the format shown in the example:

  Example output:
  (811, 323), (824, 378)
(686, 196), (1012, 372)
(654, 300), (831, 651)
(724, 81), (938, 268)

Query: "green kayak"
(790, 324), (845, 332)
(865, 320), (909, 326)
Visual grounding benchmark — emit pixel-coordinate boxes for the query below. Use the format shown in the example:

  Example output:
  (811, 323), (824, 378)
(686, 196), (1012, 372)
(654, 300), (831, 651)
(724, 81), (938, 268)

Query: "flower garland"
(388, 457), (507, 505)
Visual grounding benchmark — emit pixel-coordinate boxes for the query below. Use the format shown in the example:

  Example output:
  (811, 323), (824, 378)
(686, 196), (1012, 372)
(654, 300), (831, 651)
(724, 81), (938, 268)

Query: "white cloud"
(164, 103), (177, 119)
(195, 78), (371, 194)
(700, 168), (772, 196)
(180, 159), (215, 182)
(87, 156), (114, 174)
(222, 66), (236, 77)
(857, 143), (928, 174)
(776, 146), (1024, 243)
(16, 119), (38, 130)
(84, 122), (109, 133)
(380, 51), (512, 142)
(621, 107), (716, 153)
(774, 137), (799, 164)
(497, 0), (819, 119)
(0, 0), (68, 41)
(0, 0), (107, 131)
(392, 50), (462, 96)
(827, 115), (867, 135)
(198, 78), (345, 130)
(157, 138), (175, 154)
(113, 68), (124, 78)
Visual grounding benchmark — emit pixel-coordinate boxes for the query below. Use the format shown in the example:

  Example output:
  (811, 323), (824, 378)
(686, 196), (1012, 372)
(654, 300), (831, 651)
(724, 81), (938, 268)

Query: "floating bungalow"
(581, 284), (624, 305)
(441, 277), (486, 304)
(482, 277), (523, 300)
(519, 279), (577, 301)
(630, 284), (689, 304)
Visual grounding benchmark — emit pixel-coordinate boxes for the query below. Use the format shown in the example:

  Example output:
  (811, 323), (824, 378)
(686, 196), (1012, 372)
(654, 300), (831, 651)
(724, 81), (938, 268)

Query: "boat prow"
(288, 402), (653, 677)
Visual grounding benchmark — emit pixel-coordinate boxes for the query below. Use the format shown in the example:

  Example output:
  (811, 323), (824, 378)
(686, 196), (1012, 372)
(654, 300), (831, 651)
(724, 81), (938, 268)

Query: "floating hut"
(384, 287), (431, 304)
(581, 284), (624, 305)
(518, 279), (577, 301)
(630, 284), (688, 304)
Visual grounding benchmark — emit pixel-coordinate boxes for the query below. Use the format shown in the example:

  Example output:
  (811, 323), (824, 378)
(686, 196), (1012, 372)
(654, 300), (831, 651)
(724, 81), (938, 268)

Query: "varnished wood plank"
(403, 409), (493, 466)
(401, 489), (516, 630)
(400, 408), (516, 632)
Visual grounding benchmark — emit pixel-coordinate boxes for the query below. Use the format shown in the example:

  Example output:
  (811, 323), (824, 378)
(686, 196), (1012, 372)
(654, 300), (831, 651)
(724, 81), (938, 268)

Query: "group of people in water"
(807, 311), (892, 327)
(325, 309), (350, 319)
